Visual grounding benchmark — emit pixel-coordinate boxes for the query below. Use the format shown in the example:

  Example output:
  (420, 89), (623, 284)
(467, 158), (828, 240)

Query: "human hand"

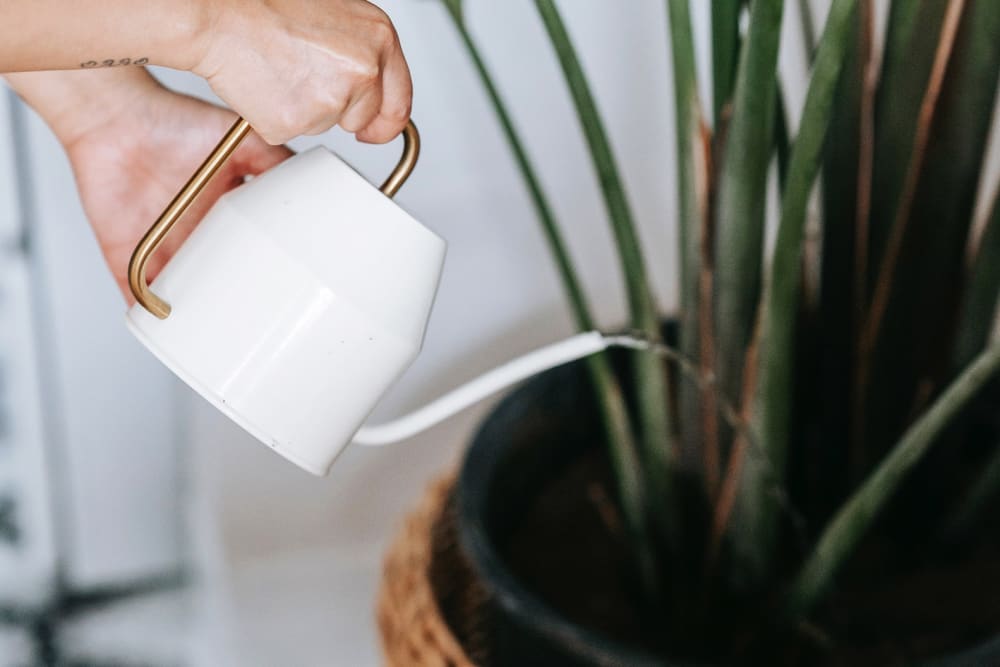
(57, 72), (293, 300)
(194, 0), (412, 145)
(1, 0), (411, 144)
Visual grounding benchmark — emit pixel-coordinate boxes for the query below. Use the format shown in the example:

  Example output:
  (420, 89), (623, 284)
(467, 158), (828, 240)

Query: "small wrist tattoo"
(80, 57), (149, 69)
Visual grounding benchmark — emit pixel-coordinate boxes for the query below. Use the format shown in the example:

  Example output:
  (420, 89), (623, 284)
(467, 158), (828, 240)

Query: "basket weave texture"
(377, 474), (491, 666)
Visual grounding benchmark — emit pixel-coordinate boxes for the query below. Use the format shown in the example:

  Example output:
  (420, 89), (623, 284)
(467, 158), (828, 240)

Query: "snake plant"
(439, 0), (1000, 654)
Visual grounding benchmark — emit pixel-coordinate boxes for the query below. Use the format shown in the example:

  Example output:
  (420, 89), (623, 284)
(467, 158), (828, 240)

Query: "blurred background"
(0, 1), (819, 664)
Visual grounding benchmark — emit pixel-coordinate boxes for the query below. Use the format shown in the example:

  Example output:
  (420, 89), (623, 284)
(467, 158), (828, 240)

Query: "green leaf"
(954, 189), (1000, 371)
(786, 341), (1000, 620)
(863, 0), (1000, 465)
(944, 437), (1000, 540)
(797, 0), (818, 59)
(867, 0), (948, 287)
(666, 0), (704, 337)
(667, 0), (711, 479)
(942, 444), (1000, 542)
(728, 0), (858, 588)
(584, 353), (662, 595)
(774, 84), (790, 191)
(814, 3), (862, 514)
(852, 0), (953, 476)
(442, 0), (463, 22)
(442, 5), (592, 334)
(711, 0), (783, 501)
(533, 0), (679, 555)
(440, 2), (660, 594)
(712, 0), (743, 128)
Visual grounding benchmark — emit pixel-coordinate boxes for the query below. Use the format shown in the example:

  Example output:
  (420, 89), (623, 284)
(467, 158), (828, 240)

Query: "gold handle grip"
(128, 119), (421, 319)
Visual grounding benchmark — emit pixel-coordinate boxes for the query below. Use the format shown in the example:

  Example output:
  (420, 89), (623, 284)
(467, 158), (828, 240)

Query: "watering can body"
(126, 124), (446, 475)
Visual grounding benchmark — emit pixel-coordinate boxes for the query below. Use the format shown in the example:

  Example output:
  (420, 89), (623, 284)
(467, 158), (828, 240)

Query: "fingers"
(237, 133), (295, 174)
(339, 80), (383, 134)
(356, 43), (412, 144)
(200, 0), (413, 144)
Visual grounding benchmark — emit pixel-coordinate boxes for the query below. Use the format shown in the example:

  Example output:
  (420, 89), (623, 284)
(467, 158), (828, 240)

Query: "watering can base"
(126, 315), (333, 476)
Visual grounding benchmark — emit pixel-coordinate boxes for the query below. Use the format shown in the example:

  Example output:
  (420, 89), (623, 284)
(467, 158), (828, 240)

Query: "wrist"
(5, 68), (162, 148)
(155, 0), (221, 73)
(187, 0), (257, 80)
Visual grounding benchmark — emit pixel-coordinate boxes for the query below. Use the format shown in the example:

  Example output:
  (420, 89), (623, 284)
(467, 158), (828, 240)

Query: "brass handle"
(128, 119), (421, 319)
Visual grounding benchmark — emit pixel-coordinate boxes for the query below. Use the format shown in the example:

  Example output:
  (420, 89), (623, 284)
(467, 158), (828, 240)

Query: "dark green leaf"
(712, 0), (783, 511)
(667, 0), (711, 479)
(798, 0), (818, 59)
(814, 2), (863, 515)
(954, 189), (1000, 371)
(774, 84), (790, 191)
(867, 0), (948, 285)
(534, 0), (679, 557)
(787, 341), (1000, 619)
(729, 0), (858, 588)
(944, 437), (1000, 540)
(440, 1), (659, 595)
(712, 0), (744, 128)
(442, 0), (463, 22)
(863, 0), (1000, 465)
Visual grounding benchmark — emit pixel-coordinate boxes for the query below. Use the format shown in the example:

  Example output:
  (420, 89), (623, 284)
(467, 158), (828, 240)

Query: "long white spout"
(352, 331), (614, 446)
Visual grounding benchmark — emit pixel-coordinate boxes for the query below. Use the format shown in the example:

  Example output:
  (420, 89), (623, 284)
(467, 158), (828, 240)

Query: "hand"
(195, 0), (413, 145)
(0, 0), (412, 145)
(61, 74), (293, 300)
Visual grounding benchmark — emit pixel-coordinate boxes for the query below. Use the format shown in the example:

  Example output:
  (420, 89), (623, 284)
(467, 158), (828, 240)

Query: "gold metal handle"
(128, 119), (421, 319)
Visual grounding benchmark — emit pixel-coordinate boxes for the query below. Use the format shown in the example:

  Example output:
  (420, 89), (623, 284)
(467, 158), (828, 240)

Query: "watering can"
(126, 118), (449, 475)
(126, 117), (642, 476)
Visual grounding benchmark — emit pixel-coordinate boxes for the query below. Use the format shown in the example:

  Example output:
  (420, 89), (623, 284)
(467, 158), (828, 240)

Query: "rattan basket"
(377, 474), (491, 666)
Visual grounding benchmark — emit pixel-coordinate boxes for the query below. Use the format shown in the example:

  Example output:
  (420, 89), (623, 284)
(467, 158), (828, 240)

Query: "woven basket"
(377, 474), (491, 666)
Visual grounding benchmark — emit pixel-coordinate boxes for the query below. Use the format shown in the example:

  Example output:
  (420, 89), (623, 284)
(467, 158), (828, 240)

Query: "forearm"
(4, 68), (162, 146)
(2, 0), (411, 145)
(0, 0), (211, 73)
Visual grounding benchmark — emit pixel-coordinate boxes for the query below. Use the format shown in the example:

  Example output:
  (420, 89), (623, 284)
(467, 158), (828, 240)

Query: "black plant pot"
(455, 348), (667, 667)
(453, 349), (1000, 667)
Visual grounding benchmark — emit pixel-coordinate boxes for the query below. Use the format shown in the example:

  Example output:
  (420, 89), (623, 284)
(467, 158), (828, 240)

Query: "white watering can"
(126, 118), (644, 476)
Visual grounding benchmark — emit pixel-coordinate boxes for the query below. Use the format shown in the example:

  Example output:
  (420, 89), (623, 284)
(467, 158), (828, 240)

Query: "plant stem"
(857, 0), (966, 404)
(711, 0), (784, 587)
(534, 0), (679, 548)
(440, 3), (661, 594)
(775, 84), (790, 191)
(708, 312), (763, 567)
(954, 185), (1000, 371)
(857, 0), (1000, 477)
(712, 0), (783, 431)
(847, 0), (876, 478)
(667, 0), (713, 487)
(712, 0), (743, 129)
(786, 342), (1000, 620)
(944, 439), (1000, 540)
(443, 6), (591, 329)
(797, 0), (817, 59)
(732, 0), (857, 588)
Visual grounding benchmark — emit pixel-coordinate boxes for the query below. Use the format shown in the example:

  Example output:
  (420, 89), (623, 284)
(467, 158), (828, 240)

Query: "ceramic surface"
(127, 147), (446, 475)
